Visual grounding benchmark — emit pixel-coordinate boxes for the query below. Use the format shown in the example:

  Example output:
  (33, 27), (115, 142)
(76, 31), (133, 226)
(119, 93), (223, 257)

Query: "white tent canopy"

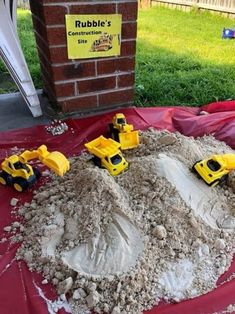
(0, 0), (42, 117)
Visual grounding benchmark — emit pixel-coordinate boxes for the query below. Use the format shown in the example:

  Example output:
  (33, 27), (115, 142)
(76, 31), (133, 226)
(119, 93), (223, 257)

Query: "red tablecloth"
(1, 102), (235, 314)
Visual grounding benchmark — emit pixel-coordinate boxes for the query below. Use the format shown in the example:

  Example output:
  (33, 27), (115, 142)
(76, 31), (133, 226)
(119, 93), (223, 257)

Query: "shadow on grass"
(135, 40), (235, 107)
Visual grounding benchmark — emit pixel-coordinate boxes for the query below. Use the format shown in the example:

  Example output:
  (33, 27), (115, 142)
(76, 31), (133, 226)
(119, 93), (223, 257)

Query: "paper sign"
(65, 14), (122, 59)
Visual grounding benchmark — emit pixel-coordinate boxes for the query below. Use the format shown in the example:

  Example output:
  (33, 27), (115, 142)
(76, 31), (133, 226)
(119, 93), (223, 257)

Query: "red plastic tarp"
(1, 101), (235, 314)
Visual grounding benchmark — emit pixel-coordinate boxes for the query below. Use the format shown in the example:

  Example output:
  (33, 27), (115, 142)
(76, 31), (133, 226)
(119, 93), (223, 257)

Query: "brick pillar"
(29, 0), (138, 113)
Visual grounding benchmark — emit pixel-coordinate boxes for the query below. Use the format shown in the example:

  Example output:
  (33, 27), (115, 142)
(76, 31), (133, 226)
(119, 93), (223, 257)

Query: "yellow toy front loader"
(109, 113), (139, 150)
(192, 154), (235, 187)
(0, 145), (70, 192)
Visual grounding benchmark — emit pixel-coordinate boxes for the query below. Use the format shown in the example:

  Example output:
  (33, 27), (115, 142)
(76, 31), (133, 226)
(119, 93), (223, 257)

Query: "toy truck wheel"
(109, 123), (119, 142)
(209, 179), (220, 187)
(192, 160), (202, 178)
(33, 167), (41, 180)
(13, 178), (28, 192)
(219, 174), (228, 186)
(0, 171), (12, 186)
(108, 123), (114, 134)
(0, 172), (7, 185)
(92, 156), (102, 168)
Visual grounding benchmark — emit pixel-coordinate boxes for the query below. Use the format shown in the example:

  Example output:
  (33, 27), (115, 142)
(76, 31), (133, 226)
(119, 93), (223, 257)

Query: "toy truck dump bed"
(85, 136), (128, 176)
(85, 136), (121, 159)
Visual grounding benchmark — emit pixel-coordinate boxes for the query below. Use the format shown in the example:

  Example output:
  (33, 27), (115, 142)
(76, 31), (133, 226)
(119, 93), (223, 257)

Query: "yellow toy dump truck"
(192, 154), (235, 187)
(0, 145), (70, 192)
(85, 135), (128, 176)
(109, 113), (139, 150)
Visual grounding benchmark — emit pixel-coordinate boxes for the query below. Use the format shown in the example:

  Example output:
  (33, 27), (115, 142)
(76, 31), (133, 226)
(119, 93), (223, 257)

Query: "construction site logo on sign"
(65, 14), (122, 59)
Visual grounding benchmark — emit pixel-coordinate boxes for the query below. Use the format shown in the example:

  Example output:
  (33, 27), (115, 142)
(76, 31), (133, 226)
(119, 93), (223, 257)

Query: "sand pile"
(11, 129), (235, 313)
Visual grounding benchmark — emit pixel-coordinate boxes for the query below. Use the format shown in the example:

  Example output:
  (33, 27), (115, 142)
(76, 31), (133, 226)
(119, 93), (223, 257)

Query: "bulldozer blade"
(119, 131), (139, 150)
(42, 152), (70, 177)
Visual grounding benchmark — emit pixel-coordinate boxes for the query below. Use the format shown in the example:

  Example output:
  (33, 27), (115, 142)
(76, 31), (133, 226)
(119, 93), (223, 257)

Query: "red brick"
(118, 73), (135, 88)
(38, 50), (53, 76)
(29, 0), (138, 114)
(49, 46), (69, 63)
(34, 32), (51, 63)
(41, 73), (56, 102)
(43, 84), (56, 103)
(30, 2), (67, 25)
(30, 1), (44, 21)
(34, 29), (49, 48)
(121, 40), (136, 56)
(118, 2), (138, 21)
(43, 6), (67, 25)
(99, 88), (134, 107)
(32, 15), (48, 40)
(78, 76), (116, 94)
(60, 95), (98, 112)
(42, 73), (74, 100)
(40, 64), (54, 89)
(97, 57), (135, 75)
(30, 0), (60, 3)
(46, 27), (66, 46)
(54, 82), (75, 97)
(122, 22), (137, 39)
(52, 62), (96, 81)
(70, 3), (116, 15)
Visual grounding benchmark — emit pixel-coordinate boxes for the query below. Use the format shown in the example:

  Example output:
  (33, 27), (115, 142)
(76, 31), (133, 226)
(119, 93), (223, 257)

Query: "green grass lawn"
(1, 7), (235, 107)
(136, 7), (235, 106)
(0, 9), (41, 94)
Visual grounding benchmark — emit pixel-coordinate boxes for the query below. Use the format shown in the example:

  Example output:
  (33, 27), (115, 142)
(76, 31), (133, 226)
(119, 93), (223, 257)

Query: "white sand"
(35, 283), (71, 314)
(156, 153), (234, 229)
(14, 129), (235, 314)
(158, 259), (196, 300)
(62, 212), (144, 277)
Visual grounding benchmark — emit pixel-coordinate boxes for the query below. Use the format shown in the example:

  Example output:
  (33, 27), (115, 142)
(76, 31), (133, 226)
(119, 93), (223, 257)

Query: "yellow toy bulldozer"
(109, 113), (139, 150)
(90, 33), (113, 52)
(0, 145), (70, 192)
(192, 154), (235, 187)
